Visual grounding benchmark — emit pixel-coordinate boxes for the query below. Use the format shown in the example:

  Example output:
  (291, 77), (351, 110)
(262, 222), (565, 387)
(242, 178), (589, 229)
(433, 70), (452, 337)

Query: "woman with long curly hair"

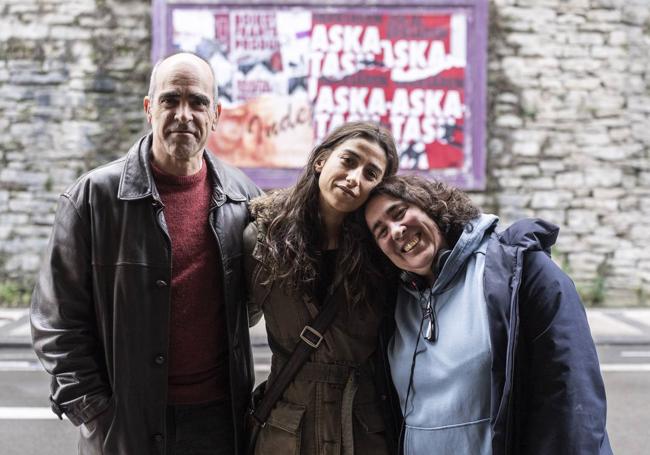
(243, 121), (401, 455)
(364, 175), (612, 455)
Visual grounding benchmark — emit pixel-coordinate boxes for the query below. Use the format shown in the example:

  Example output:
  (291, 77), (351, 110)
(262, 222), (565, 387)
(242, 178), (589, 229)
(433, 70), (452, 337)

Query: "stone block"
(640, 172), (650, 186)
(5, 253), (41, 273)
(578, 22), (617, 33)
(513, 165), (539, 177)
(540, 142), (570, 157)
(555, 234), (582, 253)
(499, 207), (536, 224)
(622, 5), (650, 25)
(530, 190), (573, 209)
(497, 193), (531, 209)
(558, 44), (590, 58)
(576, 132), (611, 146)
(538, 78), (563, 90)
(590, 45), (626, 60)
(533, 209), (566, 225)
(528, 177), (555, 189)
(563, 77), (601, 90)
(567, 32), (605, 46)
(49, 26), (92, 40)
(498, 176), (524, 188)
(504, 25), (540, 47)
(562, 58), (604, 72)
(495, 114), (523, 128)
(0, 226), (11, 240)
(512, 141), (540, 156)
(631, 123), (650, 144)
(556, 13), (587, 25)
(0, 19), (48, 40)
(539, 160), (566, 172)
(0, 213), (29, 226)
(591, 0), (624, 8)
(603, 288), (644, 307)
(568, 252), (605, 271)
(556, 172), (585, 188)
(566, 209), (599, 233)
(584, 168), (623, 187)
(32, 213), (56, 226)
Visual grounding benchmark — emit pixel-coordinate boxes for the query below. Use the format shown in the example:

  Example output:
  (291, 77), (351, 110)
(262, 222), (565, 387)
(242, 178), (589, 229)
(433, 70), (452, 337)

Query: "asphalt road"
(0, 344), (648, 454)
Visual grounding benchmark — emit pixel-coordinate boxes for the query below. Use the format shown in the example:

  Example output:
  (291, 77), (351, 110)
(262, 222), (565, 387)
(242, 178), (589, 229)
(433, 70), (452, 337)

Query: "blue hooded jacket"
(483, 218), (612, 454)
(388, 217), (613, 455)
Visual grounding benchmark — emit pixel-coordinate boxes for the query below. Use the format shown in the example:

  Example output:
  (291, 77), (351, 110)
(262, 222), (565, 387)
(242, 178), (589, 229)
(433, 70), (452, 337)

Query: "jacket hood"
(497, 218), (558, 254)
(404, 213), (499, 297)
(432, 213), (499, 294)
(249, 189), (291, 227)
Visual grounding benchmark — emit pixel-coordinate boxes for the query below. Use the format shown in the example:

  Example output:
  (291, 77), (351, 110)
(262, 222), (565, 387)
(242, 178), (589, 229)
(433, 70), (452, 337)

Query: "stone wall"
(484, 0), (650, 305)
(0, 0), (151, 303)
(0, 0), (648, 305)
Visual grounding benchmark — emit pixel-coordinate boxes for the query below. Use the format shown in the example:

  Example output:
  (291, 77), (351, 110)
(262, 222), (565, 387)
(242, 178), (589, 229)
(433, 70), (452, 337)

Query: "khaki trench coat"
(243, 204), (390, 455)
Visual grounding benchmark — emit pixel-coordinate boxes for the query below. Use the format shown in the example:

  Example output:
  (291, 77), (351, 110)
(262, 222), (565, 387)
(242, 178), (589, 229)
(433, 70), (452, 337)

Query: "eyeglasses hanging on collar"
(421, 292), (438, 342)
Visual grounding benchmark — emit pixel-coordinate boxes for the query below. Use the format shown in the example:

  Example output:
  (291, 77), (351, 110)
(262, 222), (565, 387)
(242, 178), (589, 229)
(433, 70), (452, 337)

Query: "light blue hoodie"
(389, 214), (499, 455)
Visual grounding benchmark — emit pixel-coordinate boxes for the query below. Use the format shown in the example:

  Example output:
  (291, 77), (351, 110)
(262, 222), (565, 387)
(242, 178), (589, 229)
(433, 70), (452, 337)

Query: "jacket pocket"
(78, 397), (115, 455)
(354, 401), (386, 434)
(353, 401), (389, 454)
(255, 401), (306, 455)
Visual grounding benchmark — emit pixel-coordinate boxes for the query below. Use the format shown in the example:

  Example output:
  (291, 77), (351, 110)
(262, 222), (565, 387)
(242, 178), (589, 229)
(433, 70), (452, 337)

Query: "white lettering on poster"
(314, 85), (463, 143)
(309, 17), (466, 81)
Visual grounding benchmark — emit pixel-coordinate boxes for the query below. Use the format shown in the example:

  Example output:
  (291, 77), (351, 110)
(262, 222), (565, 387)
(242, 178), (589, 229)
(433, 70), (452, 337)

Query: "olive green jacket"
(243, 193), (391, 455)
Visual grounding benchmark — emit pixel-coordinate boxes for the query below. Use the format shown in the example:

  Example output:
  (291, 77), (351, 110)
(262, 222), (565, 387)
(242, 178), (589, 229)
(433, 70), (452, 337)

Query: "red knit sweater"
(152, 160), (228, 405)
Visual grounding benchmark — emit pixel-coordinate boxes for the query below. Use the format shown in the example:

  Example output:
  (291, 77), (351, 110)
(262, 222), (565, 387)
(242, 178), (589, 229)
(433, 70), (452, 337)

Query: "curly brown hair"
(258, 121), (399, 306)
(366, 175), (481, 248)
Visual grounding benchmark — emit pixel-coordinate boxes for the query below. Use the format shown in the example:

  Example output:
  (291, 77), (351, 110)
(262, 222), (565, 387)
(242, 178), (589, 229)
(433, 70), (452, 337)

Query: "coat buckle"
(300, 325), (323, 349)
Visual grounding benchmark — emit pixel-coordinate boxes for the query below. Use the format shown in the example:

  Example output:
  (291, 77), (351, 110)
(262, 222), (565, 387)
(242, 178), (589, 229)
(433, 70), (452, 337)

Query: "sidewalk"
(2, 308), (650, 348)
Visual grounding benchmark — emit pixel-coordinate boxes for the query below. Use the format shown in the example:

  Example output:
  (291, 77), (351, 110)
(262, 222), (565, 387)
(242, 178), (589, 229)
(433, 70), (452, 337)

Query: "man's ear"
(211, 102), (221, 131)
(143, 97), (152, 123)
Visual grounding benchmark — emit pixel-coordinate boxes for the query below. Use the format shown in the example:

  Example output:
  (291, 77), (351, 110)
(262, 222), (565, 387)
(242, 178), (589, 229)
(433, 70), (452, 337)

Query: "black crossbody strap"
(251, 292), (340, 426)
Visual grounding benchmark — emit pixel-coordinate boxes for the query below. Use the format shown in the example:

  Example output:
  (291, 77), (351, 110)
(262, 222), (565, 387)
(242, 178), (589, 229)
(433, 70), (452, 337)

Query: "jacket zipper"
(503, 250), (523, 455)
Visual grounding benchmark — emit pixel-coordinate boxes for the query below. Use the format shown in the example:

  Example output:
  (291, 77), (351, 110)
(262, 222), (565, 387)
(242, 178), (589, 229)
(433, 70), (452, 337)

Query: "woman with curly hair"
(363, 175), (612, 455)
(243, 121), (401, 455)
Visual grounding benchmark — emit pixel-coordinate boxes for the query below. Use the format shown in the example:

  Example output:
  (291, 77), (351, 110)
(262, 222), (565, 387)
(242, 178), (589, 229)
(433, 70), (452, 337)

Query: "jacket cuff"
(53, 393), (112, 427)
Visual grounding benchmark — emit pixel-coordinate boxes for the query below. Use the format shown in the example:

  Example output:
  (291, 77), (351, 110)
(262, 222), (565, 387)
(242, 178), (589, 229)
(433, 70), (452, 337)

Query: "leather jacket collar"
(117, 133), (247, 206)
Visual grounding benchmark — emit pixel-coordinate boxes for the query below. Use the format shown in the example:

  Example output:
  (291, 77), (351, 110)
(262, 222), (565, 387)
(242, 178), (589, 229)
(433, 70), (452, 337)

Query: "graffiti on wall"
(161, 4), (486, 187)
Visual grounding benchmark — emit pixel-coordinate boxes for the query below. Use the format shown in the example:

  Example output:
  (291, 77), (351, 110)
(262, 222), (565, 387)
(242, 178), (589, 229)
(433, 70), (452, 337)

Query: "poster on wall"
(153, 2), (487, 189)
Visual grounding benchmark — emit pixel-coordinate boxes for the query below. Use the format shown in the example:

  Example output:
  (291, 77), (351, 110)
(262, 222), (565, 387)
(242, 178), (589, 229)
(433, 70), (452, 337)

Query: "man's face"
(144, 56), (220, 171)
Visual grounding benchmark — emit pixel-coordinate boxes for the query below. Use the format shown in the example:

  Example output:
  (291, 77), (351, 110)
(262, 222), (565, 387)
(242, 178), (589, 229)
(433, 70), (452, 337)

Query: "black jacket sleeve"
(243, 220), (264, 327)
(518, 250), (612, 454)
(30, 194), (112, 426)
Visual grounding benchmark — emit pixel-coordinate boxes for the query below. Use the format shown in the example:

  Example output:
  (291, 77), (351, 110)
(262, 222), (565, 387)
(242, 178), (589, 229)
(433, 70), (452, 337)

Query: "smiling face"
(144, 54), (220, 175)
(314, 138), (387, 220)
(365, 193), (448, 282)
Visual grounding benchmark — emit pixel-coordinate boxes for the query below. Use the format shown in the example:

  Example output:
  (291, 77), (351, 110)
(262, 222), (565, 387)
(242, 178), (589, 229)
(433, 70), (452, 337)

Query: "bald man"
(31, 52), (262, 455)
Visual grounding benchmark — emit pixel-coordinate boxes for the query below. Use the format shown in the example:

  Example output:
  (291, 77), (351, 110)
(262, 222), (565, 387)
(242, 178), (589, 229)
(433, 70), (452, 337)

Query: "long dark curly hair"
(258, 121), (399, 306)
(366, 175), (481, 249)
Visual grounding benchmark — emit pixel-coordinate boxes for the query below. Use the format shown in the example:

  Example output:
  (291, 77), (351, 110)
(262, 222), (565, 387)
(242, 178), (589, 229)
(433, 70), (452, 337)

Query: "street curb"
(593, 337), (650, 346)
(4, 336), (649, 349)
(0, 338), (32, 348)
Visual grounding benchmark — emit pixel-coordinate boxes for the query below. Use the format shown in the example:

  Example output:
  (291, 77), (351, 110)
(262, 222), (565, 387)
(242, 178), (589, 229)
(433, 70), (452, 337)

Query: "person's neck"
(319, 204), (344, 250)
(151, 147), (203, 176)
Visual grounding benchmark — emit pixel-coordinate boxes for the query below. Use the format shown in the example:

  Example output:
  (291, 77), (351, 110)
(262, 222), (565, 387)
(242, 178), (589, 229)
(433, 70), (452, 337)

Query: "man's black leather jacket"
(31, 134), (262, 454)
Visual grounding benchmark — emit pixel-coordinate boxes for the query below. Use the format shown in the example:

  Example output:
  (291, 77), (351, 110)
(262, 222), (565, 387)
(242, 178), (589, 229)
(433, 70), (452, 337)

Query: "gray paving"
(3, 307), (650, 348)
